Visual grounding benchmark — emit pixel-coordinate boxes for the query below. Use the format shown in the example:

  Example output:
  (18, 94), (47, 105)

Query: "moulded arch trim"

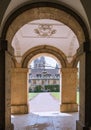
(28, 53), (60, 66)
(21, 45), (67, 68)
(11, 57), (16, 68)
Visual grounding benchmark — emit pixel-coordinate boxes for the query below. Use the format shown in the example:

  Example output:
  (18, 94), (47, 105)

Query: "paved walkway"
(29, 92), (60, 112)
(11, 92), (79, 130)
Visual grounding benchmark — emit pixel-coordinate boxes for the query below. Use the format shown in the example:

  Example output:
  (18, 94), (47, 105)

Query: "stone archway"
(11, 45), (67, 114)
(10, 45), (79, 113)
(24, 51), (62, 113)
(1, 2), (88, 61)
(21, 45), (67, 68)
(0, 1), (89, 130)
(5, 6), (86, 47)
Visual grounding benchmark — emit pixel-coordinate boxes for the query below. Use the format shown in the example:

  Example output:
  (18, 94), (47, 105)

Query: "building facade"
(29, 56), (60, 92)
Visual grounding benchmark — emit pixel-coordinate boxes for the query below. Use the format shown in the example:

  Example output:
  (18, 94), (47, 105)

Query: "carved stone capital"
(61, 67), (78, 74)
(77, 42), (90, 55)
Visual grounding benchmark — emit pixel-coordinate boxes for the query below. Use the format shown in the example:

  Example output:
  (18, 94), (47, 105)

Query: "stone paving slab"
(11, 112), (78, 130)
(11, 92), (79, 130)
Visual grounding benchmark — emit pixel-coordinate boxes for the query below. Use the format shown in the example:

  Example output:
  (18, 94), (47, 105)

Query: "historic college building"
(29, 56), (60, 92)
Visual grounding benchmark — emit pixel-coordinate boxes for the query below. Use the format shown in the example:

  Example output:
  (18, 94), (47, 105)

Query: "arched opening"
(27, 55), (61, 113)
(0, 2), (89, 130)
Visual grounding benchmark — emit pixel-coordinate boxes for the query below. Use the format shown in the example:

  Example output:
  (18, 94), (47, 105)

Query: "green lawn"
(51, 92), (79, 104)
(28, 93), (38, 100)
(50, 92), (60, 100)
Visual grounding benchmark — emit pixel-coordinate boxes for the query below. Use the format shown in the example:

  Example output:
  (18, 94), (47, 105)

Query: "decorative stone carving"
(34, 24), (56, 37)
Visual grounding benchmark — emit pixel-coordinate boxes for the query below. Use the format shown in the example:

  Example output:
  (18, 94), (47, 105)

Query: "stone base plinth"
(0, 124), (14, 130)
(76, 120), (91, 130)
(60, 103), (78, 112)
(11, 123), (14, 130)
(11, 104), (29, 114)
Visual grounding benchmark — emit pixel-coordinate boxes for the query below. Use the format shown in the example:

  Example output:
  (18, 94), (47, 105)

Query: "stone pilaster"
(11, 68), (28, 114)
(76, 42), (91, 130)
(0, 39), (13, 130)
(60, 67), (78, 112)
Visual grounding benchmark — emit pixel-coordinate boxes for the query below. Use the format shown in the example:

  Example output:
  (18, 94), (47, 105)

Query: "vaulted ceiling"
(1, 0), (89, 64)
(12, 19), (79, 63)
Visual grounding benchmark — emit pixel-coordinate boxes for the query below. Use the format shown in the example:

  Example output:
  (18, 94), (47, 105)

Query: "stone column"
(11, 68), (28, 114)
(0, 39), (13, 130)
(60, 67), (78, 112)
(76, 43), (91, 130)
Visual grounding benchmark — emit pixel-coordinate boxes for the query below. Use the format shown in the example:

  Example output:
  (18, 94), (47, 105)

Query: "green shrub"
(34, 85), (42, 92)
(45, 84), (59, 92)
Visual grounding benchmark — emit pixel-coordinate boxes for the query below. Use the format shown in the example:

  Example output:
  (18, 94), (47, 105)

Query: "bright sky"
(45, 56), (58, 68)
(30, 56), (60, 68)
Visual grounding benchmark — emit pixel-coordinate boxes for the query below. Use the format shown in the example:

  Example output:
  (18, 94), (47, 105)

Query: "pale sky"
(45, 57), (58, 68)
(30, 56), (60, 68)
